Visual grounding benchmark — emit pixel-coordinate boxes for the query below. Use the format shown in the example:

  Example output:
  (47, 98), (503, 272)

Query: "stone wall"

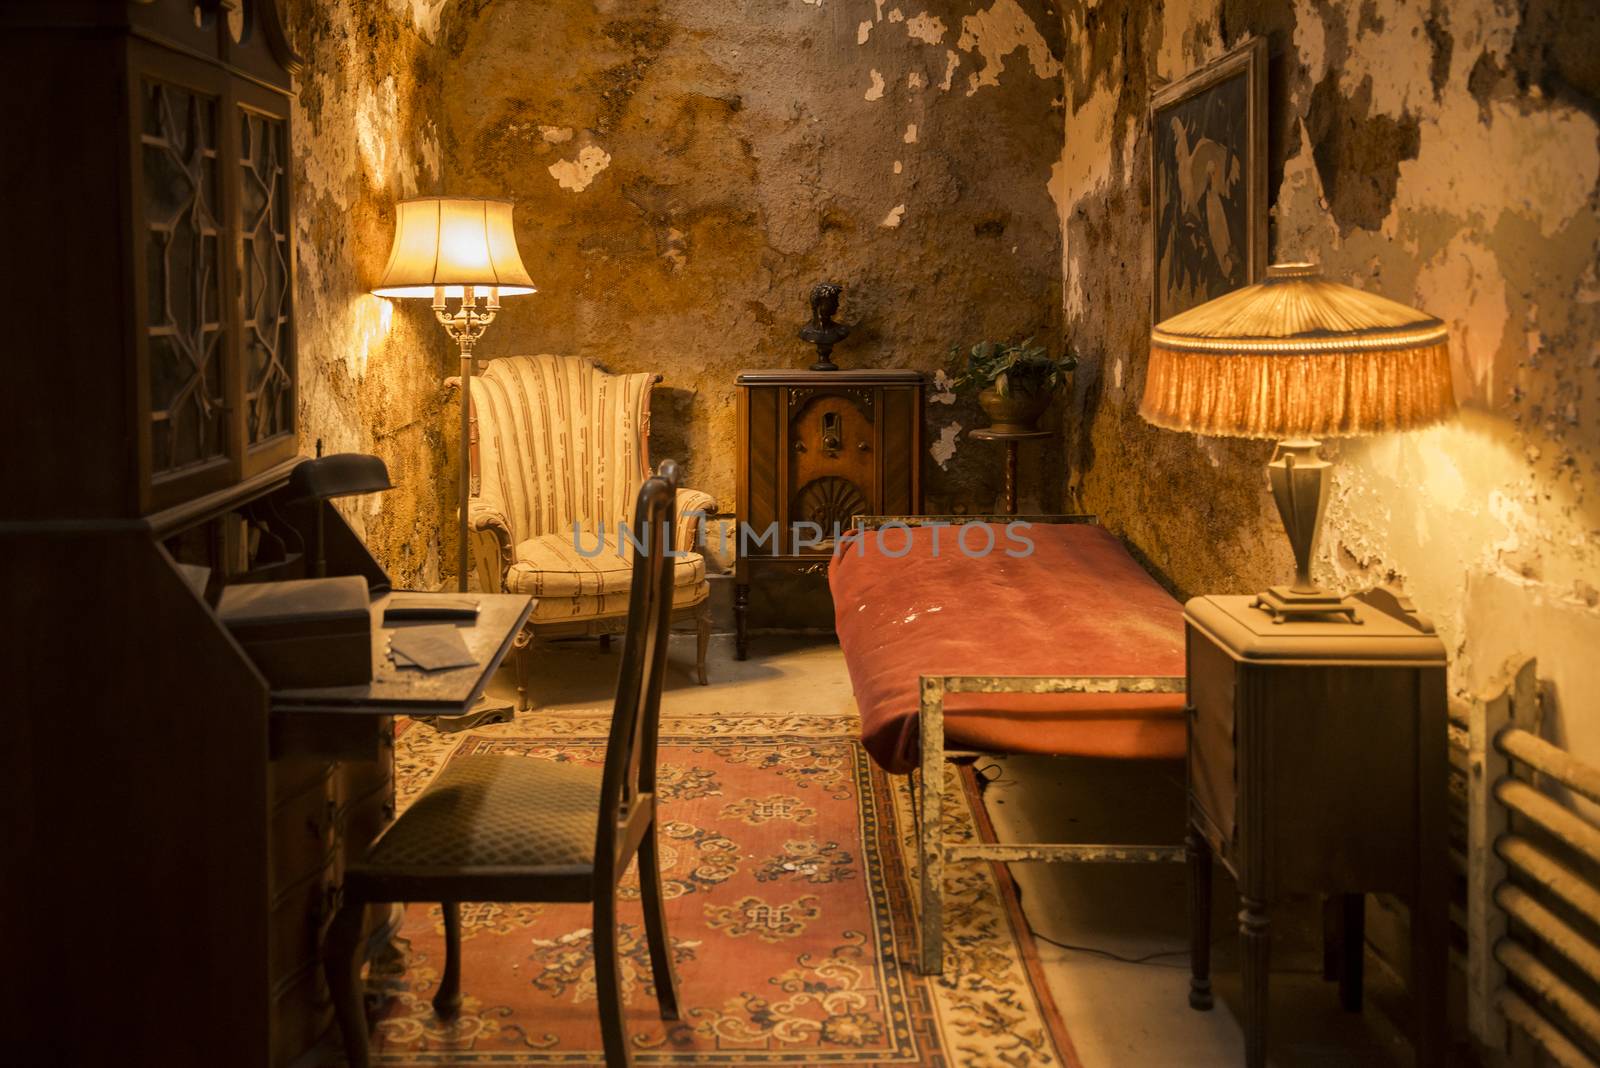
(1055, 1), (1600, 753)
(435, 0), (1067, 517)
(283, 0), (453, 590)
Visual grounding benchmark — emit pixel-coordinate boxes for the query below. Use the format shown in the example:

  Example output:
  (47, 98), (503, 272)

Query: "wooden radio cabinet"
(734, 369), (923, 657)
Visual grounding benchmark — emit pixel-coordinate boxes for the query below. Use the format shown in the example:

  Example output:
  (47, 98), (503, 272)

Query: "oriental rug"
(365, 710), (1079, 1067)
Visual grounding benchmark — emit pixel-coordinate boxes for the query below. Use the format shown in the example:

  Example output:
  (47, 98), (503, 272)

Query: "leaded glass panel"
(240, 108), (294, 445)
(141, 79), (226, 474)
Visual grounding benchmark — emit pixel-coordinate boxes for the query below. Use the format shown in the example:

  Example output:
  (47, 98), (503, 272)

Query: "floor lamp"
(373, 197), (536, 594)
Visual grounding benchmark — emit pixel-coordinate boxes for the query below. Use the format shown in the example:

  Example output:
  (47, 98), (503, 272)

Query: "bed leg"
(918, 676), (946, 976)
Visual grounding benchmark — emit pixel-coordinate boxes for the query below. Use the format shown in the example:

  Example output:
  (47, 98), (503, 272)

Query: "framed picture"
(1149, 37), (1268, 324)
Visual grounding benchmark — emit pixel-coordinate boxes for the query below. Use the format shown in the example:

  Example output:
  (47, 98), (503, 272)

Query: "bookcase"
(1, 0), (300, 523)
(0, 4), (392, 1065)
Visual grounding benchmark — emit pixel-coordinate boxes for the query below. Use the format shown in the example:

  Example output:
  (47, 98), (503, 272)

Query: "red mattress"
(829, 522), (1187, 774)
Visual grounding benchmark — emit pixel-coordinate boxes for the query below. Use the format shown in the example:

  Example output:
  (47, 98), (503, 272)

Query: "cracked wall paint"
(959, 0), (1063, 96)
(548, 144), (612, 192)
(906, 12), (948, 46)
(283, 0), (452, 591)
(1057, 0), (1600, 761)
(931, 421), (963, 467)
(437, 0), (1065, 518)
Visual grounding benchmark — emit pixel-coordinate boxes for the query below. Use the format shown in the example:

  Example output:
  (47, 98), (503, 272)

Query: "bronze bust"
(798, 281), (851, 371)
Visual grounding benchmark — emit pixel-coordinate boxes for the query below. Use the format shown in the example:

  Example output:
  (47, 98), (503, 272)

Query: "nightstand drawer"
(1185, 598), (1448, 896)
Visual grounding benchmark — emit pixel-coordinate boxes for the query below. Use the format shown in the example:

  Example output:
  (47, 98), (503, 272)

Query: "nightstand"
(1184, 594), (1449, 1068)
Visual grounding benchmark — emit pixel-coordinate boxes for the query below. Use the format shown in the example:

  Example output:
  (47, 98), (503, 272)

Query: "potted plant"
(949, 337), (1077, 433)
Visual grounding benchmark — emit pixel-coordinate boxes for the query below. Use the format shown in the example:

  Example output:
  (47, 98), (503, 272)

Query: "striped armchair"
(463, 355), (716, 709)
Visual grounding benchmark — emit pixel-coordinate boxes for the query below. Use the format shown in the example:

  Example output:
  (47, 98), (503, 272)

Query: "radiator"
(1468, 655), (1600, 1067)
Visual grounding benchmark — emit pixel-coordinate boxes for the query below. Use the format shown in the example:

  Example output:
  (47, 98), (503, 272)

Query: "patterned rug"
(365, 709), (1080, 1067)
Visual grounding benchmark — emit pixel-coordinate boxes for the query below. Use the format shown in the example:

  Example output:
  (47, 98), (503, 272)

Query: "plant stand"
(969, 427), (1051, 516)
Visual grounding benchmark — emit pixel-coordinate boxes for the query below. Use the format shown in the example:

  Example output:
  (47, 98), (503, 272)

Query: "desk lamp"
(287, 449), (394, 580)
(1141, 262), (1455, 621)
(374, 197), (536, 593)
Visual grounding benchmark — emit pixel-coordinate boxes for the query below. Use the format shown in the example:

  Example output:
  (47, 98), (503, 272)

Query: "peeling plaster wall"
(1057, 1), (1600, 756)
(436, 0), (1066, 518)
(282, 0), (452, 590)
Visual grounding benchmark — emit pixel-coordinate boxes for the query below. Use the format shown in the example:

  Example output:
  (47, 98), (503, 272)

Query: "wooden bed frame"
(848, 514), (1188, 974)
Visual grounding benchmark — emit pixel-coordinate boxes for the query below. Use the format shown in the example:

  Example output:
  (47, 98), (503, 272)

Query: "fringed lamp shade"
(1141, 263), (1456, 439)
(1140, 262), (1457, 623)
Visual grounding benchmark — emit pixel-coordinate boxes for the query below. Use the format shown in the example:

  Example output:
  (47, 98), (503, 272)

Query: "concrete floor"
(489, 633), (1416, 1068)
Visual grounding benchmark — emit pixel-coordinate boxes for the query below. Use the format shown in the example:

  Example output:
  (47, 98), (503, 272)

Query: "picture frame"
(1149, 37), (1268, 324)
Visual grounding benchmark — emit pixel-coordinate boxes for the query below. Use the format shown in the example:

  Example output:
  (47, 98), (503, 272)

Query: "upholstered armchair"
(460, 355), (716, 709)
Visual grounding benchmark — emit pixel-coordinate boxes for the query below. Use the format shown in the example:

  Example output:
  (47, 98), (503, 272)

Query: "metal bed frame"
(850, 514), (1188, 974)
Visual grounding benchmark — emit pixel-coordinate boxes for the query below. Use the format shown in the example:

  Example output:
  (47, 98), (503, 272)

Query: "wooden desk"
(1183, 595), (1449, 1068)
(271, 592), (533, 759)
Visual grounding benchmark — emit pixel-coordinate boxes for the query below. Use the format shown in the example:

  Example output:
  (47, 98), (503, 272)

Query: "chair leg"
(695, 601), (710, 686)
(325, 896), (372, 1068)
(600, 633), (612, 652)
(512, 639), (537, 713)
(638, 822), (682, 1020)
(433, 901), (463, 1018)
(594, 887), (633, 1067)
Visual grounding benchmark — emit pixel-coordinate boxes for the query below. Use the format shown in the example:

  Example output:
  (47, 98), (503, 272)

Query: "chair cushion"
(507, 532), (708, 622)
(363, 755), (600, 871)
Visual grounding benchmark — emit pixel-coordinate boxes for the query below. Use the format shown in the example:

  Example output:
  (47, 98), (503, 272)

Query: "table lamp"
(1141, 262), (1456, 622)
(374, 196), (536, 593)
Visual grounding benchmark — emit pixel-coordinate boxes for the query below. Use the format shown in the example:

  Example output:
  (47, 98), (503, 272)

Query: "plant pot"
(977, 386), (1051, 433)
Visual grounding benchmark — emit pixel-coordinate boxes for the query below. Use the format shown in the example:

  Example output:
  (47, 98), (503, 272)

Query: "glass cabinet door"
(237, 100), (296, 470)
(133, 47), (299, 510)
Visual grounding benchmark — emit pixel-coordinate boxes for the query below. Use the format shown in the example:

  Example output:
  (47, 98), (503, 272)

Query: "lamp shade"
(372, 196), (536, 298)
(1141, 262), (1455, 439)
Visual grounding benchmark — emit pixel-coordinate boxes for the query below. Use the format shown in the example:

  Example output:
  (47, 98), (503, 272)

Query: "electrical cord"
(961, 759), (1326, 974)
(1005, 858), (1201, 967)
(975, 761), (1011, 786)
(1028, 930), (1195, 968)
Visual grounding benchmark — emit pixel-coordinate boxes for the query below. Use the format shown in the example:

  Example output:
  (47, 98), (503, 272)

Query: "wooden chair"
(457, 355), (717, 708)
(324, 462), (687, 1068)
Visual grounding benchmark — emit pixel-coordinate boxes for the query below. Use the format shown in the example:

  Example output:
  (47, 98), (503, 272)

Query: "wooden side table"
(967, 427), (1050, 516)
(1184, 594), (1449, 1068)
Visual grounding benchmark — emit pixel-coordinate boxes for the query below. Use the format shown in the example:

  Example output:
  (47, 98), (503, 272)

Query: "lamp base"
(1260, 439), (1362, 625)
(1252, 585), (1362, 624)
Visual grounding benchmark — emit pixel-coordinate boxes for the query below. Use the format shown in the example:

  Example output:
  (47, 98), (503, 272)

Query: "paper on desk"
(389, 625), (476, 671)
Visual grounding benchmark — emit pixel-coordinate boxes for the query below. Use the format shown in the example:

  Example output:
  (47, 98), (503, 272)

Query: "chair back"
(594, 460), (679, 873)
(470, 355), (654, 545)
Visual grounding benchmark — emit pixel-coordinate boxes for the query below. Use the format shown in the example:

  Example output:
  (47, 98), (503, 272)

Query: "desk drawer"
(270, 765), (336, 897)
(269, 859), (336, 985)
(269, 956), (333, 1068)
